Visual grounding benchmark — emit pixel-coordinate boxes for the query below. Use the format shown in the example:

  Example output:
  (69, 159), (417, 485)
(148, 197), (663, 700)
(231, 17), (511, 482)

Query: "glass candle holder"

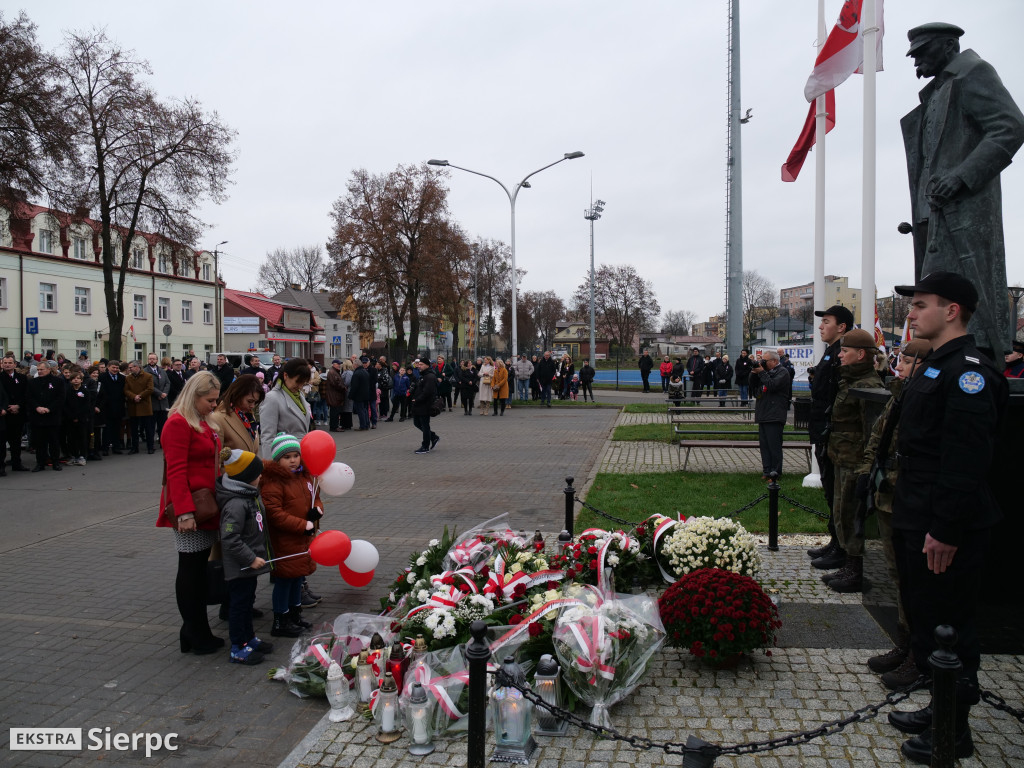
(405, 682), (435, 755)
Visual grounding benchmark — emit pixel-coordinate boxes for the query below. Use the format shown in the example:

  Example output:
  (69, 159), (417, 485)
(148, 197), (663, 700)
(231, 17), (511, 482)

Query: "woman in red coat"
(157, 371), (224, 654)
(260, 433), (320, 637)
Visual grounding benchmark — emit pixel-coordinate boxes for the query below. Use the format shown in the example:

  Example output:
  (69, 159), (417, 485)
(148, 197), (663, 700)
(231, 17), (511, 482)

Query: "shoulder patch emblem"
(958, 371), (985, 394)
(923, 367), (941, 379)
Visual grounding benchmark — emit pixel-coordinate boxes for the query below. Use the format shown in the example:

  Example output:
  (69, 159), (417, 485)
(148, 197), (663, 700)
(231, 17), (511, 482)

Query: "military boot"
(901, 717), (974, 764)
(811, 546), (847, 570)
(820, 557), (851, 584)
(807, 535), (838, 559)
(881, 651), (926, 690)
(828, 556), (863, 592)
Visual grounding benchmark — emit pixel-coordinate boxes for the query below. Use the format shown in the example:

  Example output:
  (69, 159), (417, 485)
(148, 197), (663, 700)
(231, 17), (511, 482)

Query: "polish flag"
(804, 0), (884, 103)
(129, 324), (137, 342)
(873, 303), (887, 355)
(781, 89), (835, 182)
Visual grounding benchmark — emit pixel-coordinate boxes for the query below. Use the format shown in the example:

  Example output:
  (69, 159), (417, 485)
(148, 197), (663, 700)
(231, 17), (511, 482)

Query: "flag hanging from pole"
(129, 324), (137, 342)
(781, 90), (835, 182)
(873, 303), (886, 355)
(804, 0), (885, 103)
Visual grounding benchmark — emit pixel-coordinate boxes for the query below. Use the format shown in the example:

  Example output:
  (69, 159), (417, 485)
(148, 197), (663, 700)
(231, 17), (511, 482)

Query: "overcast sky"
(17, 1), (1024, 326)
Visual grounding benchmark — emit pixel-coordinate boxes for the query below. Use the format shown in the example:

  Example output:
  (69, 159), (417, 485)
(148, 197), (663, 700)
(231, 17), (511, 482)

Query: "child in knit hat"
(260, 433), (322, 638)
(217, 447), (273, 665)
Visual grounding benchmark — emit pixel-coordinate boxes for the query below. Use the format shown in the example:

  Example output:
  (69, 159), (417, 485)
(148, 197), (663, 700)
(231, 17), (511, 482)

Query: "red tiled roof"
(223, 289), (323, 331)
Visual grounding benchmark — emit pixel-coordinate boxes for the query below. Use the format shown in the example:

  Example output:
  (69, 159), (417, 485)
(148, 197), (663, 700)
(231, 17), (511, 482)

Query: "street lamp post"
(584, 199), (605, 367)
(428, 152), (584, 357)
(1009, 286), (1024, 342)
(211, 241), (227, 353)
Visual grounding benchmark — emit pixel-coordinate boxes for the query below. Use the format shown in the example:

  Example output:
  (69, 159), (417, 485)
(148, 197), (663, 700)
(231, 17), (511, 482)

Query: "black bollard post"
(928, 625), (961, 768)
(558, 477), (575, 546)
(767, 472), (780, 552)
(466, 620), (491, 768)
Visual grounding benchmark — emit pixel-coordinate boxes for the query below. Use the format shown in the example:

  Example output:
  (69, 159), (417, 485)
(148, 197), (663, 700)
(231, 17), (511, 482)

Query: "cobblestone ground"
(286, 407), (1024, 768)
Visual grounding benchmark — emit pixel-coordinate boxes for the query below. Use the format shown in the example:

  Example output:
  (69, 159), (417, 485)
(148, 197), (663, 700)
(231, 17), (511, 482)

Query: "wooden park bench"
(678, 437), (813, 471)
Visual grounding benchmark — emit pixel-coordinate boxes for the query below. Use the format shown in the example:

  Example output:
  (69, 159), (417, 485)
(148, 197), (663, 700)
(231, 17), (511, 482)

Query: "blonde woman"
(491, 359), (509, 416)
(157, 371), (224, 655)
(477, 356), (495, 414)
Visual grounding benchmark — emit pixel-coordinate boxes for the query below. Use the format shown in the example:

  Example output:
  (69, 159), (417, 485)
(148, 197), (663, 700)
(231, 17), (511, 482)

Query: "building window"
(0, 277), (6, 308)
(41, 338), (57, 355)
(133, 294), (147, 320)
(132, 248), (146, 269)
(39, 282), (56, 312)
(159, 343), (169, 359)
(157, 297), (170, 321)
(38, 229), (53, 254)
(134, 343), (145, 361)
(0, 337), (7, 356)
(158, 254), (169, 274)
(182, 343), (191, 359)
(202, 263), (211, 281)
(182, 300), (192, 323)
(204, 344), (213, 356)
(77, 340), (90, 358)
(74, 287), (90, 315)
(203, 303), (213, 324)
(73, 236), (88, 260)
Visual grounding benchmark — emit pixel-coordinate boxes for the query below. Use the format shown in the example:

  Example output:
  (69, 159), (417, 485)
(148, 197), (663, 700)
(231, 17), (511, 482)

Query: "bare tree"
(0, 12), (74, 203)
(54, 29), (236, 360)
(469, 237), (512, 342)
(742, 270), (779, 344)
(529, 290), (566, 351)
(256, 245), (329, 294)
(572, 264), (660, 355)
(327, 163), (456, 361)
(661, 309), (697, 336)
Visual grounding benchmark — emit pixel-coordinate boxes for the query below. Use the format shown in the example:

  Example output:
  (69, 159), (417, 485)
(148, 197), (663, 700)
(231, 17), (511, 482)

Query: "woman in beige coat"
(476, 356), (495, 414)
(208, 375), (265, 455)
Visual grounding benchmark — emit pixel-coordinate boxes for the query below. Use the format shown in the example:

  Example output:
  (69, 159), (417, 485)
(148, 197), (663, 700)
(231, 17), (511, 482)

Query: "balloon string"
(240, 550), (310, 571)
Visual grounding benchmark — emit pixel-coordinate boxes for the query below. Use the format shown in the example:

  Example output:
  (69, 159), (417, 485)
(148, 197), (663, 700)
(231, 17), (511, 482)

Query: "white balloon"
(318, 462), (355, 496)
(344, 539), (379, 573)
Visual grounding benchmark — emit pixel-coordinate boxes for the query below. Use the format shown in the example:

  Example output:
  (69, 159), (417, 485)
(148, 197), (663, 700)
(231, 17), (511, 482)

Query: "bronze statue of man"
(900, 22), (1024, 358)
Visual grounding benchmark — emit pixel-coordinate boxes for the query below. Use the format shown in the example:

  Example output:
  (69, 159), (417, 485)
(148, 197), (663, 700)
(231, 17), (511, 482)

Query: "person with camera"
(752, 350), (791, 481)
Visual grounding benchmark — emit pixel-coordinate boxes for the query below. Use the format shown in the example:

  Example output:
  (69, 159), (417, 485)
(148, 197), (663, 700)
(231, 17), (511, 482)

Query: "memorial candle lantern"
(405, 682), (435, 756)
(325, 661), (355, 722)
(405, 635), (429, 692)
(355, 650), (375, 713)
(386, 641), (409, 692)
(374, 672), (401, 743)
(490, 656), (537, 763)
(532, 654), (568, 736)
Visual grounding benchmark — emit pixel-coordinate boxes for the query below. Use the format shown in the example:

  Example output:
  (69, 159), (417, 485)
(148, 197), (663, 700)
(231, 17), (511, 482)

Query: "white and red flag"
(804, 0), (884, 102)
(781, 90), (835, 182)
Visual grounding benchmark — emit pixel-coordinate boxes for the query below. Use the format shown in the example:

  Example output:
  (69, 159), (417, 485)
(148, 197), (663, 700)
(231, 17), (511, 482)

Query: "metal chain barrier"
(980, 688), (1024, 723)
(777, 491), (830, 521)
(493, 668), (929, 757)
(574, 492), (771, 528)
(713, 492), (768, 519)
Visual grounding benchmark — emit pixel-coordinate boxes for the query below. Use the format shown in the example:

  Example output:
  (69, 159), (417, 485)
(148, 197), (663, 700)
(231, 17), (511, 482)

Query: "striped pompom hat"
(271, 432), (302, 461)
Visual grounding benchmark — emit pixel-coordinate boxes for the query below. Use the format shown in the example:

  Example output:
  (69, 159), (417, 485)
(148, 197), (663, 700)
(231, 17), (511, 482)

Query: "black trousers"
(581, 382), (594, 401)
(757, 421), (784, 477)
(2, 413), (26, 467)
(329, 404), (342, 430)
(130, 414), (155, 450)
(640, 371), (651, 392)
(176, 549), (215, 642)
(413, 413), (435, 450)
(227, 577), (258, 647)
(893, 527), (989, 677)
(33, 423), (61, 467)
(105, 413), (125, 449)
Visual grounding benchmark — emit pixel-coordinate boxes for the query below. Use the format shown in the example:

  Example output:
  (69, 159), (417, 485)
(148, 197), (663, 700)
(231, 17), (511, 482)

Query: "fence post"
(929, 624), (961, 768)
(466, 620), (491, 768)
(559, 477), (575, 546)
(767, 472), (780, 552)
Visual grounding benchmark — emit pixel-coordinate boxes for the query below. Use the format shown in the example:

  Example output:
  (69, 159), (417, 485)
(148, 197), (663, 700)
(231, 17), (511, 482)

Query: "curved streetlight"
(428, 152), (584, 356)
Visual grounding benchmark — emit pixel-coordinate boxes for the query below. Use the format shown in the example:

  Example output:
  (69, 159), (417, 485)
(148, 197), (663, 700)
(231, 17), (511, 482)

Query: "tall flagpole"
(860, 0), (878, 331)
(813, 0), (827, 356)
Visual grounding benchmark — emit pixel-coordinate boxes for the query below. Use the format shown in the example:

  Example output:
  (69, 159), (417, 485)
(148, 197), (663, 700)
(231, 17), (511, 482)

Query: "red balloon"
(300, 430), (336, 477)
(309, 530), (352, 567)
(339, 564), (374, 587)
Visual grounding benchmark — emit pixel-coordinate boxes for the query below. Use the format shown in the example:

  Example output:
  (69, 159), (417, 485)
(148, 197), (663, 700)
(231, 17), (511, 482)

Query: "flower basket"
(659, 517), (761, 580)
(658, 568), (780, 663)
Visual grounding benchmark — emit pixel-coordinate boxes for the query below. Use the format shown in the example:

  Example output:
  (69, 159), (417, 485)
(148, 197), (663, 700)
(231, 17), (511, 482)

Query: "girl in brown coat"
(491, 360), (509, 416)
(260, 433), (321, 637)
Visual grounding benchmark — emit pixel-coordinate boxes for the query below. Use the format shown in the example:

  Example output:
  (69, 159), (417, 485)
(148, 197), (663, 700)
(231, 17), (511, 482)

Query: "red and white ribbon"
(430, 567), (479, 593)
(405, 586), (461, 619)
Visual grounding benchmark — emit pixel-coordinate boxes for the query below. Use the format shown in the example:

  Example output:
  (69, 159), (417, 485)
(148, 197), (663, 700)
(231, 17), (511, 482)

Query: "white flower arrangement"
(660, 516), (761, 578)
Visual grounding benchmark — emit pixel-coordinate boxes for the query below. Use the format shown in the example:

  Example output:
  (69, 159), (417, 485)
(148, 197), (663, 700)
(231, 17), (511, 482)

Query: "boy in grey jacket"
(217, 448), (273, 665)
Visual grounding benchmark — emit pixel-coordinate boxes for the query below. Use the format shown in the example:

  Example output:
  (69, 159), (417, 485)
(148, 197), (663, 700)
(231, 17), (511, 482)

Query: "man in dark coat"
(240, 354), (263, 377)
(901, 22), (1024, 358)
(637, 349), (654, 393)
(0, 355), (30, 471)
(752, 350), (792, 480)
(167, 359), (188, 406)
(685, 348), (705, 399)
(734, 349), (754, 406)
(212, 354), (235, 397)
(410, 358), (438, 455)
(348, 356), (372, 430)
(535, 351), (557, 407)
(97, 360), (127, 454)
(885, 272), (1006, 764)
(27, 361), (65, 471)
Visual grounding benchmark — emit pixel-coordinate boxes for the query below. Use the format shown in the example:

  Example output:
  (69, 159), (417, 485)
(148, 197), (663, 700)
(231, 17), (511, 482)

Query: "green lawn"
(613, 423), (807, 443)
(622, 403), (670, 413)
(578, 472), (829, 534)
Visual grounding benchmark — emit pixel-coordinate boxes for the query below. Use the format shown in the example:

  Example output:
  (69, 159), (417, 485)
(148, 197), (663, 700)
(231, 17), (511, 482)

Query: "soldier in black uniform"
(806, 305), (856, 568)
(885, 272), (1007, 764)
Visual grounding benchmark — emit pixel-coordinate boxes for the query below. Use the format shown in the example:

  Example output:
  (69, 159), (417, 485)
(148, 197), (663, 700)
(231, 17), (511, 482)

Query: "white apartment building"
(0, 201), (217, 362)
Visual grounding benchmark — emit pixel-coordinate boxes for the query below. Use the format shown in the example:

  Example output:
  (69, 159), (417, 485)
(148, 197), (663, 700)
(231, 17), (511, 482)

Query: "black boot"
(289, 606), (312, 630)
(868, 629), (910, 673)
(900, 721), (974, 764)
(807, 536), (838, 559)
(820, 564), (850, 584)
(828, 555), (863, 593)
(881, 651), (927, 690)
(888, 704), (932, 735)
(271, 612), (303, 637)
(811, 546), (847, 570)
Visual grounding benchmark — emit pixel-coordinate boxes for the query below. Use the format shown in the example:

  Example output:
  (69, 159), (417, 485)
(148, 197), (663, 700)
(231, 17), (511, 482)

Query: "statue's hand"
(927, 173), (964, 202)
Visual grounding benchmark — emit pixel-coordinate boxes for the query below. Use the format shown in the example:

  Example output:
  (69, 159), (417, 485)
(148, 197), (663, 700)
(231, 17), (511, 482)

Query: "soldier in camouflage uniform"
(821, 328), (883, 593)
(856, 339), (932, 688)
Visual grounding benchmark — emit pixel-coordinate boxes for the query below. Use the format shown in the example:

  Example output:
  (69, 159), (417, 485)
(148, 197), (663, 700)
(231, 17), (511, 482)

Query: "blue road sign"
(25, 317), (39, 335)
(332, 336), (342, 344)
